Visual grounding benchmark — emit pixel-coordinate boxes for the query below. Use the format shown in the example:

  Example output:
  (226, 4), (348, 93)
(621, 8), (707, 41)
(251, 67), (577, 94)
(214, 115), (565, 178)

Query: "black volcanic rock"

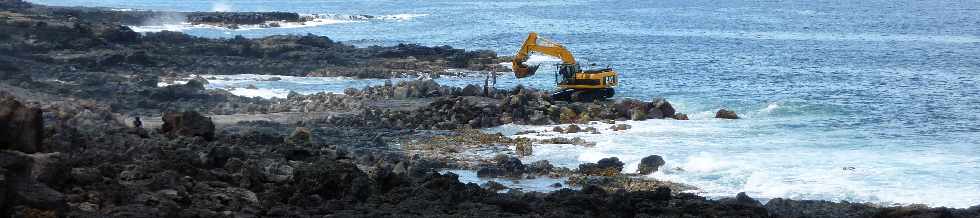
(637, 155), (666, 175)
(0, 96), (43, 153)
(160, 111), (215, 141)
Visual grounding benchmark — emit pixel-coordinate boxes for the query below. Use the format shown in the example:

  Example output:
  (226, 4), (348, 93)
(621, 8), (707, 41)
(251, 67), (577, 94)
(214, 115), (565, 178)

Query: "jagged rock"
(160, 111), (215, 141)
(609, 124), (631, 131)
(514, 137), (532, 156)
(578, 157), (624, 176)
(716, 109), (739, 119)
(673, 113), (689, 120)
(637, 155), (666, 175)
(0, 96), (43, 153)
(286, 127), (312, 145)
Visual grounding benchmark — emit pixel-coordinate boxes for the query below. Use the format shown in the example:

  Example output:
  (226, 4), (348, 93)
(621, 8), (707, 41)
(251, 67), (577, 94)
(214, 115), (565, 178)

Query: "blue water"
(32, 0), (980, 208)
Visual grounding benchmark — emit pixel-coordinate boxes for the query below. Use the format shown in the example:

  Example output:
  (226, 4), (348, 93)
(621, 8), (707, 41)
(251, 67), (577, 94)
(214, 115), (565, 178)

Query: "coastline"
(1, 0), (978, 217)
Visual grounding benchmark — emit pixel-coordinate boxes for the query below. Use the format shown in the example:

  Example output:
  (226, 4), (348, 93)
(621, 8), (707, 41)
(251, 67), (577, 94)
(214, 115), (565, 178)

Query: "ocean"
(31, 0), (980, 208)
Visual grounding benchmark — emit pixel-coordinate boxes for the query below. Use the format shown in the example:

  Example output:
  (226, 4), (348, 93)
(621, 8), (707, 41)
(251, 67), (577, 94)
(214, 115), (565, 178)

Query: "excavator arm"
(512, 32), (577, 78)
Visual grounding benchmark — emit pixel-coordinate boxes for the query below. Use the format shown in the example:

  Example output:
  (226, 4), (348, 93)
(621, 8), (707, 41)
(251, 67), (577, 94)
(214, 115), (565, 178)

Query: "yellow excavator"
(512, 32), (618, 102)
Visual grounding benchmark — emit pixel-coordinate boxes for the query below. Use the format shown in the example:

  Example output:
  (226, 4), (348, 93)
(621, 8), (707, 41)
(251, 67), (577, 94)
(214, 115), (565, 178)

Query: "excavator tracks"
(551, 88), (615, 102)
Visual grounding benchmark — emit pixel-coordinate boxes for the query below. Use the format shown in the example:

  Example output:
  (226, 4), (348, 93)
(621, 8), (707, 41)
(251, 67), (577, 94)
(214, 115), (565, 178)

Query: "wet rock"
(0, 96), (43, 153)
(564, 124), (581, 133)
(514, 137), (532, 156)
(527, 160), (553, 175)
(609, 124), (631, 131)
(673, 113), (689, 120)
(720, 192), (763, 208)
(649, 97), (675, 119)
(160, 111), (215, 141)
(477, 155), (526, 178)
(551, 126), (564, 132)
(285, 127), (312, 145)
(550, 182), (562, 188)
(765, 198), (878, 218)
(578, 157), (624, 176)
(637, 155), (666, 175)
(716, 109), (739, 119)
(630, 108), (647, 121)
(481, 181), (507, 192)
(584, 126), (598, 134)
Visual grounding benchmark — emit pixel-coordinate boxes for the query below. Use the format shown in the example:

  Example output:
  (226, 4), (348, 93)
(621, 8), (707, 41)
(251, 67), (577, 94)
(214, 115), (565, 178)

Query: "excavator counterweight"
(511, 32), (618, 102)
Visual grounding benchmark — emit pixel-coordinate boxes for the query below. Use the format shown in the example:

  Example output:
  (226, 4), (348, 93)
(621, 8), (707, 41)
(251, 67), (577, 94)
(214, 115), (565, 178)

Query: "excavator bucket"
(514, 64), (539, 78)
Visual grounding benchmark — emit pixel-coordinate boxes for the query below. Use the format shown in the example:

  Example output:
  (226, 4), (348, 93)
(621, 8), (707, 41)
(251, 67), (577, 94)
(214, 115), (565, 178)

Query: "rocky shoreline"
(2, 1), (979, 217)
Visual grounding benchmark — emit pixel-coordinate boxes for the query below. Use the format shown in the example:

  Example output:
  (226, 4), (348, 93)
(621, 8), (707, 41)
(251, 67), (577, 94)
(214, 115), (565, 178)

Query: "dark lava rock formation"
(2, 1), (979, 217)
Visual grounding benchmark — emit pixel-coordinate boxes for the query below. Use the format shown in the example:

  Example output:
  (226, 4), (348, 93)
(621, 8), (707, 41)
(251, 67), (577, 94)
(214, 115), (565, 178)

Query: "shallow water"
(34, 0), (980, 208)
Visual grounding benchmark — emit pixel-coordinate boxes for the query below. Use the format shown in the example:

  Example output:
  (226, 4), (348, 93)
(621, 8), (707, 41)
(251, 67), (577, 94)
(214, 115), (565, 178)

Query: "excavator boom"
(510, 32), (618, 102)
(512, 32), (576, 78)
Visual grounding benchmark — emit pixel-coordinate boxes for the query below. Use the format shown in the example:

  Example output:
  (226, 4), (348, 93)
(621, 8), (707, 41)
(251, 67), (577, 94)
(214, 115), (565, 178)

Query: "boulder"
(716, 109), (739, 119)
(160, 111), (215, 141)
(0, 97), (43, 153)
(637, 155), (666, 175)
(565, 124), (582, 133)
(461, 84), (481, 96)
(578, 157), (624, 176)
(673, 113), (689, 120)
(478, 155), (526, 178)
(514, 137), (532, 156)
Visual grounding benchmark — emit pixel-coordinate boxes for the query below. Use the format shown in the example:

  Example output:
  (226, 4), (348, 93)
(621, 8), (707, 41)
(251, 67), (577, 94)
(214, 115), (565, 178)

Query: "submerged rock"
(609, 124), (631, 131)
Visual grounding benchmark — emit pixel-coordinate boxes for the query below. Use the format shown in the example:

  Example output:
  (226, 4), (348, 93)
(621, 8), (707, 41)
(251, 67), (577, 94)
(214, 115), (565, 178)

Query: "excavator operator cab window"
(556, 64), (577, 85)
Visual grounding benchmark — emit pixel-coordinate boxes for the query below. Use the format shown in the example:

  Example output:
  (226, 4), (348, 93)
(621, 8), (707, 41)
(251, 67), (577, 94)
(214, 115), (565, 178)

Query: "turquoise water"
(33, 0), (980, 207)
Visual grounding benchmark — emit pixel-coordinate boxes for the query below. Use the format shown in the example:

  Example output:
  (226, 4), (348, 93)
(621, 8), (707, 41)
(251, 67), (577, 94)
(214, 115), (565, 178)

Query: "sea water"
(32, 0), (980, 208)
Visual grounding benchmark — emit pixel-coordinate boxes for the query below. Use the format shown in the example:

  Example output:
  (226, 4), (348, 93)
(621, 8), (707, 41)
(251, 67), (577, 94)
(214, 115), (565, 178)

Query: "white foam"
(127, 12), (426, 33)
(227, 87), (291, 99)
(375, 13), (430, 21)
